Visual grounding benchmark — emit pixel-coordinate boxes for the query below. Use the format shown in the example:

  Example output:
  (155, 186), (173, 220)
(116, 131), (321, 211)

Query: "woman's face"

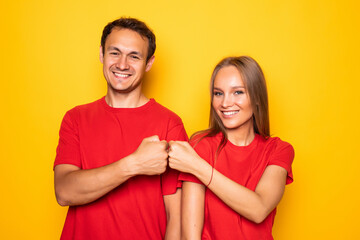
(212, 65), (254, 132)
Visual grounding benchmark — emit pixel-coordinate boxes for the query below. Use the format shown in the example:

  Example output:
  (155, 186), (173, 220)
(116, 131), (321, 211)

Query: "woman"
(168, 56), (294, 239)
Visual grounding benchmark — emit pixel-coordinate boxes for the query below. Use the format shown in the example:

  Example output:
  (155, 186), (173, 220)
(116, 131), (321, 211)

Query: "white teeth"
(114, 73), (129, 78)
(223, 111), (238, 116)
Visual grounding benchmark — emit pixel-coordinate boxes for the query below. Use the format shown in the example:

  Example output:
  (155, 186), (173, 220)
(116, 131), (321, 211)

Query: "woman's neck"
(226, 121), (255, 146)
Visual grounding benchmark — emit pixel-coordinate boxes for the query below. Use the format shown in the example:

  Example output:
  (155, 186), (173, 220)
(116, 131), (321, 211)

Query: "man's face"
(100, 28), (154, 94)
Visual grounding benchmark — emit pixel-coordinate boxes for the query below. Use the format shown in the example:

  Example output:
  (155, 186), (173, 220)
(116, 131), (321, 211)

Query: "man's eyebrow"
(107, 46), (121, 52)
(107, 46), (143, 57)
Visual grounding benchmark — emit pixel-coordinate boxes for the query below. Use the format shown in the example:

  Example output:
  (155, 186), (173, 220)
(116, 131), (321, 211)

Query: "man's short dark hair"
(101, 17), (156, 62)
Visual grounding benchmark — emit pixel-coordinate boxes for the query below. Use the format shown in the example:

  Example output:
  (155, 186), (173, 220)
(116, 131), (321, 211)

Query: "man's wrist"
(117, 154), (138, 179)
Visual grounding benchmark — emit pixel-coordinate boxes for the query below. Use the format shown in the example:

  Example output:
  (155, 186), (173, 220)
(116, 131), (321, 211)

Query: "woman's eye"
(213, 91), (223, 96)
(235, 90), (244, 95)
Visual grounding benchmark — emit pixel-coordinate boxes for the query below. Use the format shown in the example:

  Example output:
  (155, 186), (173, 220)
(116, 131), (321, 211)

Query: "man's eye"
(130, 55), (140, 60)
(110, 52), (119, 55)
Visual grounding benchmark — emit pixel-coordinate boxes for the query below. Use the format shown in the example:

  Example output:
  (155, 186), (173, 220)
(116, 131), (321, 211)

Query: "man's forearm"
(54, 154), (136, 206)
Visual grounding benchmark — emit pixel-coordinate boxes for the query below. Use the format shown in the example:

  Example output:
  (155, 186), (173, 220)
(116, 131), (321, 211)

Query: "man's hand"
(131, 135), (169, 175)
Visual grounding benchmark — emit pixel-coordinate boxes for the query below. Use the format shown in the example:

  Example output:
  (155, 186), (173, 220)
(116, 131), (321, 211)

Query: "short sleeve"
(54, 110), (81, 169)
(179, 136), (213, 185)
(167, 123), (188, 142)
(268, 140), (295, 184)
(161, 120), (189, 195)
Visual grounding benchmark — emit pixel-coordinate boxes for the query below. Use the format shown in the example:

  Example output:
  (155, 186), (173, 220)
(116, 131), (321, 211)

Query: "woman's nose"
(221, 94), (234, 108)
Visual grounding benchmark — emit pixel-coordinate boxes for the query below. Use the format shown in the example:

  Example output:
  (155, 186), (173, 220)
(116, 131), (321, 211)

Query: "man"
(54, 17), (187, 240)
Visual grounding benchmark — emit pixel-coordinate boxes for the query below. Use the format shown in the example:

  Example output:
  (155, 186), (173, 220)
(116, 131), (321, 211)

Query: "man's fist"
(132, 135), (169, 175)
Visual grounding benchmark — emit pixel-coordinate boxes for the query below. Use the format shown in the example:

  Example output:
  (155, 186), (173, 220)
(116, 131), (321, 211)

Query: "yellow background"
(1, 0), (359, 239)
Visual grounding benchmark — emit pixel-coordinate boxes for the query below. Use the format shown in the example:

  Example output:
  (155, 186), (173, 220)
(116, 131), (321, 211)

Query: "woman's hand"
(168, 141), (205, 175)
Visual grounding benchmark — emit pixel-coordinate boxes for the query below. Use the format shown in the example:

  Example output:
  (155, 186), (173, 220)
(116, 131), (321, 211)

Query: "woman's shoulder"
(190, 129), (222, 143)
(190, 130), (222, 146)
(261, 135), (295, 184)
(259, 135), (295, 162)
(260, 135), (293, 150)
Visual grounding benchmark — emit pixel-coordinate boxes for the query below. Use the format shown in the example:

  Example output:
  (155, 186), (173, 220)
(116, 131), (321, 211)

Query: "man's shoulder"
(151, 99), (183, 121)
(62, 98), (104, 122)
(66, 98), (103, 114)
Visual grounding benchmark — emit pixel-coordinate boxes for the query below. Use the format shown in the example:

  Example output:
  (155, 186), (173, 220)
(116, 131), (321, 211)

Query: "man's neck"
(105, 91), (149, 108)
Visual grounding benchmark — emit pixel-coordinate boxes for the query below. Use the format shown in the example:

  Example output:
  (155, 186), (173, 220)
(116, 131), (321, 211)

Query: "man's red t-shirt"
(54, 97), (188, 240)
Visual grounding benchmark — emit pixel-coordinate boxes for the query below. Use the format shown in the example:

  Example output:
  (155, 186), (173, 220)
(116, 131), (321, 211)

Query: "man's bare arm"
(54, 135), (168, 206)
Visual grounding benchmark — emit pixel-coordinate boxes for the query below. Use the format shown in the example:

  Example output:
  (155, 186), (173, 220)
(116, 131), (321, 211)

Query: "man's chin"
(107, 82), (142, 94)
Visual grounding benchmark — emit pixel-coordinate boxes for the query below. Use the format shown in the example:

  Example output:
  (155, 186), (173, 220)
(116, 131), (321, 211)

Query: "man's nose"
(116, 56), (129, 70)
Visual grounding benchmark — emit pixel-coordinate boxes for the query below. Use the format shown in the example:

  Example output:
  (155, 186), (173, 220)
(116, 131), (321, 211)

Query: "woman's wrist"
(192, 157), (213, 185)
